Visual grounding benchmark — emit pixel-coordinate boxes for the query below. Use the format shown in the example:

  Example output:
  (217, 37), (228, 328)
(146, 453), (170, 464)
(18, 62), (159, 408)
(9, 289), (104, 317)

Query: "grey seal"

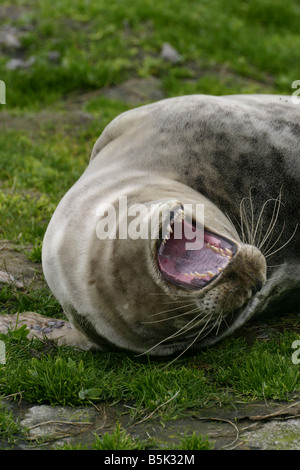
(42, 94), (299, 356)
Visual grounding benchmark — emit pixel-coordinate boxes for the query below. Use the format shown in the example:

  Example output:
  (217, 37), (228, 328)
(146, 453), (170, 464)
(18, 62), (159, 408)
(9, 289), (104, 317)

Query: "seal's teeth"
(173, 209), (185, 222)
(185, 271), (206, 279)
(225, 248), (233, 257)
(184, 270), (220, 280)
(188, 271), (207, 279)
(205, 242), (233, 259)
(176, 208), (184, 216)
(163, 235), (169, 244)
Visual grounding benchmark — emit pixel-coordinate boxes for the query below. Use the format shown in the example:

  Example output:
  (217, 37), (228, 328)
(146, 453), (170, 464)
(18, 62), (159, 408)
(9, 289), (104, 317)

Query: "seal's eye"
(157, 219), (236, 289)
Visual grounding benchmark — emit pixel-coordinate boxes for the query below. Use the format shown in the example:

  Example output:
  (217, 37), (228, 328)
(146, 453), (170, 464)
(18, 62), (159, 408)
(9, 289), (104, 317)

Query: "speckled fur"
(42, 94), (300, 355)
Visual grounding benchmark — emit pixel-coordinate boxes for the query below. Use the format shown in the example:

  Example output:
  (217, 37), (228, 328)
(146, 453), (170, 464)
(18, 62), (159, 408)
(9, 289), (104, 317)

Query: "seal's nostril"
(252, 280), (263, 296)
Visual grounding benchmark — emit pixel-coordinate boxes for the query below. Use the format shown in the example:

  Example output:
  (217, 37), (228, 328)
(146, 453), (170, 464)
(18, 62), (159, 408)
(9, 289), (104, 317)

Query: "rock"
(0, 6), (26, 22)
(20, 405), (98, 441)
(0, 270), (24, 289)
(242, 419), (300, 450)
(5, 56), (35, 70)
(47, 50), (61, 63)
(0, 26), (21, 49)
(0, 240), (44, 290)
(0, 312), (70, 342)
(160, 43), (181, 64)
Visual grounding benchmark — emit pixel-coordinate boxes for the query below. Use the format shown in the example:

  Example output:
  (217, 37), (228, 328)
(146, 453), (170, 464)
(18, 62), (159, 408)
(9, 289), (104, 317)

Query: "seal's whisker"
(148, 292), (192, 299)
(169, 310), (213, 340)
(252, 195), (281, 249)
(165, 316), (214, 366)
(214, 310), (224, 336)
(240, 189), (256, 245)
(159, 308), (209, 341)
(226, 212), (244, 240)
(257, 191), (283, 250)
(266, 263), (286, 269)
(160, 299), (203, 305)
(255, 215), (265, 250)
(143, 305), (196, 323)
(221, 313), (230, 330)
(259, 206), (282, 251)
(265, 223), (298, 260)
(249, 188), (255, 246)
(264, 274), (284, 282)
(163, 311), (221, 367)
(137, 308), (212, 356)
(239, 196), (251, 244)
(262, 221), (286, 257)
(146, 303), (195, 318)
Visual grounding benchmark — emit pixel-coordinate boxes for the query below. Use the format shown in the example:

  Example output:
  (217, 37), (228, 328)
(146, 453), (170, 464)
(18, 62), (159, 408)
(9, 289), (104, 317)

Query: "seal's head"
(138, 199), (266, 356)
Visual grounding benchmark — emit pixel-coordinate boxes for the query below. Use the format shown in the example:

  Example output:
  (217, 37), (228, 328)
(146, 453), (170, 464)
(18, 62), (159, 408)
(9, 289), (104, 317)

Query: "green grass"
(1, 0), (300, 450)
(57, 423), (213, 450)
(1, 0), (299, 245)
(57, 423), (148, 450)
(175, 432), (213, 450)
(0, 404), (23, 446)
(1, 329), (300, 411)
(0, 284), (62, 317)
(1, 0), (300, 109)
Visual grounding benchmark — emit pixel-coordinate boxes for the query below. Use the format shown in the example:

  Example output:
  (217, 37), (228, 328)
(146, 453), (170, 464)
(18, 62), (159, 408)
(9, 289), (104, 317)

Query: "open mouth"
(157, 218), (237, 289)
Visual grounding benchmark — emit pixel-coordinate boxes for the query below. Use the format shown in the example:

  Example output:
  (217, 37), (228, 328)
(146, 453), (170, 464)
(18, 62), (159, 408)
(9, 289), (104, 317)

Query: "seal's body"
(42, 95), (300, 355)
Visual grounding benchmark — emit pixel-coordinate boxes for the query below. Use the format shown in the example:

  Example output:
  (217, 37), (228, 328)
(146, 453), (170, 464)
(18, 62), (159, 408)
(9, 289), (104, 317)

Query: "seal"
(42, 94), (300, 356)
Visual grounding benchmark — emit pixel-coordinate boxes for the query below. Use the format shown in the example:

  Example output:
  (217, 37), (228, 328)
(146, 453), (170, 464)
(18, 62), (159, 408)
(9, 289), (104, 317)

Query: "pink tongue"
(157, 220), (234, 289)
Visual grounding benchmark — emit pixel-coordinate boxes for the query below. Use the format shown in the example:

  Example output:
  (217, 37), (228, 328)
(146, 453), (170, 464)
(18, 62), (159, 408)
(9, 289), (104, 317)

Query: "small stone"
(242, 418), (300, 450)
(47, 321), (57, 327)
(0, 325), (9, 334)
(32, 325), (41, 331)
(47, 51), (61, 63)
(43, 328), (52, 334)
(0, 27), (21, 49)
(20, 405), (97, 441)
(0, 270), (24, 288)
(5, 56), (35, 70)
(160, 43), (181, 64)
(53, 321), (65, 329)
